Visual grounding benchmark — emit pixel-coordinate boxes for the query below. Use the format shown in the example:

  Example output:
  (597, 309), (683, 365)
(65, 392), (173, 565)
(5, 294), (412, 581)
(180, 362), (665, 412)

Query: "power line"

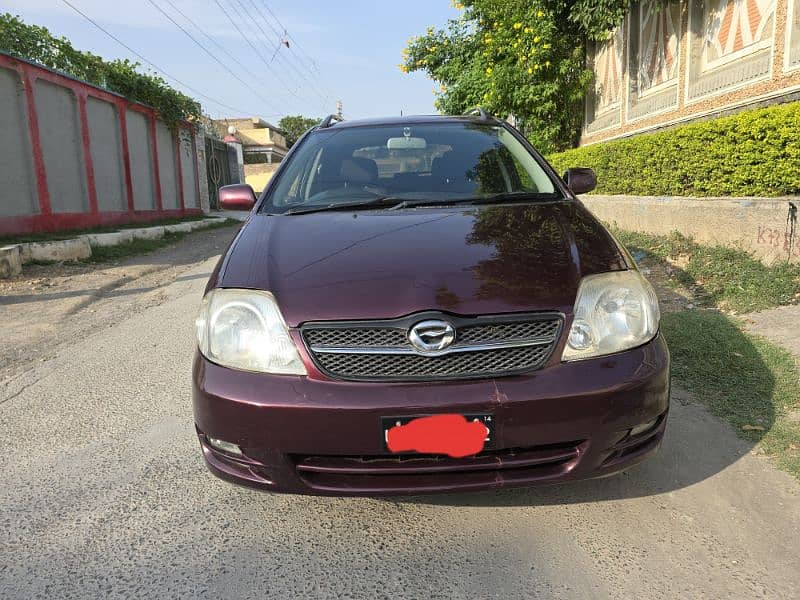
(258, 0), (321, 74)
(235, 0), (297, 74)
(159, 0), (291, 106)
(255, 0), (335, 110)
(216, 0), (300, 98)
(60, 0), (261, 116)
(252, 0), (331, 96)
(146, 0), (284, 113)
(232, 0), (325, 105)
(244, 0), (330, 106)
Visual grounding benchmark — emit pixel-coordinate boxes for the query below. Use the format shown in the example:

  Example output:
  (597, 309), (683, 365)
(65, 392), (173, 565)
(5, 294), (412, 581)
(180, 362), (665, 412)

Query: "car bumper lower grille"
(291, 441), (586, 493)
(300, 312), (563, 381)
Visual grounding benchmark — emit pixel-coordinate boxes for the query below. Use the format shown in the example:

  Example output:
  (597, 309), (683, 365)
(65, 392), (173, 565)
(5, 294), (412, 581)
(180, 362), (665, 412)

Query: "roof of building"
(213, 117), (284, 133)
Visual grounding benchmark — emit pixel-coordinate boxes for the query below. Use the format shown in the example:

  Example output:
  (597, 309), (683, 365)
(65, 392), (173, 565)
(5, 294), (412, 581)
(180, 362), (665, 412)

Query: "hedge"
(546, 101), (800, 197)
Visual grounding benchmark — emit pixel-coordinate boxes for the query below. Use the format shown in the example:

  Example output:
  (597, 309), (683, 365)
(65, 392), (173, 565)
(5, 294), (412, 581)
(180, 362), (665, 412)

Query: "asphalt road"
(2, 251), (800, 599)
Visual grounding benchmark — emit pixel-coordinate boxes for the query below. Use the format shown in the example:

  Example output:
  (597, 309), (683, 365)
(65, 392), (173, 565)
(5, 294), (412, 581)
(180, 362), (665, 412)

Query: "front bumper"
(192, 334), (670, 496)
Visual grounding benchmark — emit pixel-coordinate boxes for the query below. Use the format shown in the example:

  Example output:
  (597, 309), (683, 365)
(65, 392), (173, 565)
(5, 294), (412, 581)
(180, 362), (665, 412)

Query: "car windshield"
(261, 121), (559, 213)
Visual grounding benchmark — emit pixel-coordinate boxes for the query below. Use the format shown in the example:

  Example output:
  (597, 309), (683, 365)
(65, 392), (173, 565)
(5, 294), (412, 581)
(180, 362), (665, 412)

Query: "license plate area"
(382, 413), (494, 453)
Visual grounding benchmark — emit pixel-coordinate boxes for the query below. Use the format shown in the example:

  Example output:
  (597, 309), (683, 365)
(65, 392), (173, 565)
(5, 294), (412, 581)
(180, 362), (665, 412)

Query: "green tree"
(278, 115), (320, 147)
(400, 0), (630, 153)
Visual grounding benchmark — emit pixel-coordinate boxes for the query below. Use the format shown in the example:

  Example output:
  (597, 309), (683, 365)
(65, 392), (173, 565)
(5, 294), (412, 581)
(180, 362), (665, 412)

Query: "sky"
(4, 0), (460, 122)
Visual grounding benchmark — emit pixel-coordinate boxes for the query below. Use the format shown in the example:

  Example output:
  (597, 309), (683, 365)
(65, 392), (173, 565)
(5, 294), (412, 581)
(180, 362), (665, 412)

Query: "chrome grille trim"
(300, 311), (564, 382)
(310, 336), (557, 356)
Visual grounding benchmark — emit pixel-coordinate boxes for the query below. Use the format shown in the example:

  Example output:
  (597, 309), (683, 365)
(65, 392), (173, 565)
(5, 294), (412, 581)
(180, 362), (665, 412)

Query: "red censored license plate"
(382, 414), (494, 458)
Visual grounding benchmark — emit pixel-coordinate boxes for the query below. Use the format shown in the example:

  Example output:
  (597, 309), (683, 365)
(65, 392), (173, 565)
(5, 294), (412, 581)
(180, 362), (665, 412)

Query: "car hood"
(218, 202), (628, 327)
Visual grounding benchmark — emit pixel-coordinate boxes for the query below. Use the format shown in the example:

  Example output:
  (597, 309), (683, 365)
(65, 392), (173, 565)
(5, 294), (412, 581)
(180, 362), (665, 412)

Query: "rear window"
(262, 122), (557, 212)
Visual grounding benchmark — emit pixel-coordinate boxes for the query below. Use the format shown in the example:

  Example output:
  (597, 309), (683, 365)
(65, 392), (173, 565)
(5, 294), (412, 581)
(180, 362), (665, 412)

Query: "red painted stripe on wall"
(0, 52), (201, 235)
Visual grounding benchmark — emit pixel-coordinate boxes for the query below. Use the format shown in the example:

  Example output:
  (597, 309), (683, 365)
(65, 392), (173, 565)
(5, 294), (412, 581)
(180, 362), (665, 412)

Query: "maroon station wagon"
(193, 111), (669, 496)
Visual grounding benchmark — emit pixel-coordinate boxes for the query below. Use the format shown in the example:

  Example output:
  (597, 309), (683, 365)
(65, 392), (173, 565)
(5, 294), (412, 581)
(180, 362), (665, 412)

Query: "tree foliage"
(278, 115), (320, 147)
(0, 13), (201, 128)
(401, 0), (630, 153)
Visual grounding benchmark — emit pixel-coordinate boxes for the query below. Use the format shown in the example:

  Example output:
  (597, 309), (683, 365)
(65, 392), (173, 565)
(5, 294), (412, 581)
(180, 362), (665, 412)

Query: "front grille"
(457, 320), (560, 345)
(303, 327), (407, 348)
(301, 312), (563, 382)
(292, 441), (586, 493)
(314, 345), (551, 379)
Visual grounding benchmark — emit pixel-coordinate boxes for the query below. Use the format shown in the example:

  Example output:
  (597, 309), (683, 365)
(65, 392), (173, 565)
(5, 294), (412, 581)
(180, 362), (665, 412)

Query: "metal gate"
(205, 136), (233, 209)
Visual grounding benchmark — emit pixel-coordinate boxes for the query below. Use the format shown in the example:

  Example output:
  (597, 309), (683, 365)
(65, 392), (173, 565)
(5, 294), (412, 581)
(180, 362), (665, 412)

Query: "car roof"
(321, 114), (499, 129)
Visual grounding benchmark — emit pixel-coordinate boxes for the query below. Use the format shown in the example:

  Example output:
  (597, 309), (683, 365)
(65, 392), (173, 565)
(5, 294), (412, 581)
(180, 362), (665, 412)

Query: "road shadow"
(393, 391), (756, 507)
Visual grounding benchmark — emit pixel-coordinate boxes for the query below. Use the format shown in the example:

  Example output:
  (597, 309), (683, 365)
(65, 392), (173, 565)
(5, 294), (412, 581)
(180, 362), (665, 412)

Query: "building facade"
(213, 117), (289, 164)
(582, 0), (800, 144)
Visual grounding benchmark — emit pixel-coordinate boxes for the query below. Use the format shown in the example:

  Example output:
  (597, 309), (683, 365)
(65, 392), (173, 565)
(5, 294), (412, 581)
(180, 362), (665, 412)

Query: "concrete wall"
(0, 52), (206, 236)
(0, 66), (38, 217)
(34, 79), (88, 213)
(155, 121), (179, 210)
(179, 129), (199, 209)
(195, 131), (210, 213)
(581, 195), (800, 264)
(125, 109), (156, 211)
(86, 97), (126, 212)
(244, 163), (278, 192)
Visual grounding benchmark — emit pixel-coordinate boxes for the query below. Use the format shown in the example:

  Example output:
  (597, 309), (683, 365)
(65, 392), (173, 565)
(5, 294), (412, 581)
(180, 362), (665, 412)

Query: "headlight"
(195, 289), (306, 375)
(562, 271), (660, 361)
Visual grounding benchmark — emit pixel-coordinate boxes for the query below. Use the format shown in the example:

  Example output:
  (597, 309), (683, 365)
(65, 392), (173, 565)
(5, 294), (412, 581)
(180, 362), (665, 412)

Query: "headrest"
(340, 157), (378, 182)
(431, 152), (477, 192)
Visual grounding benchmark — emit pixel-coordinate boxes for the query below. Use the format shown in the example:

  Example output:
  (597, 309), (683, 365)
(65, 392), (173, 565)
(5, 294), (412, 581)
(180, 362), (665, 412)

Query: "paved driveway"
(1, 251), (799, 599)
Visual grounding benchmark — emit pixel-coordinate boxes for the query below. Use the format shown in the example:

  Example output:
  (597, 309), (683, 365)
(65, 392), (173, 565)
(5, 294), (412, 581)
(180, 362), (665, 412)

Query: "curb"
(1, 217), (227, 279)
(20, 238), (92, 263)
(126, 226), (166, 241)
(81, 231), (135, 247)
(0, 244), (23, 278)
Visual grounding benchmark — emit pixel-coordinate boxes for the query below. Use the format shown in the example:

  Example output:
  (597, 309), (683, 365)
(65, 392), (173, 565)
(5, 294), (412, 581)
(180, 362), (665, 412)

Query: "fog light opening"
(206, 436), (243, 456)
(630, 417), (659, 437)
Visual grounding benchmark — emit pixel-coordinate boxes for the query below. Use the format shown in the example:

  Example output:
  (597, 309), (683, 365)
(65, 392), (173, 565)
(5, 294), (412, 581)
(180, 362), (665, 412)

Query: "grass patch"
(615, 226), (800, 478)
(613, 228), (800, 312)
(0, 214), (211, 245)
(663, 311), (800, 477)
(84, 220), (239, 263)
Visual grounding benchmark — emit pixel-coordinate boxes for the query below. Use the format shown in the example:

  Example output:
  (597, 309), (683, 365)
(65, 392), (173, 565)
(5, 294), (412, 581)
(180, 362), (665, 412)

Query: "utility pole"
(336, 100), (343, 119)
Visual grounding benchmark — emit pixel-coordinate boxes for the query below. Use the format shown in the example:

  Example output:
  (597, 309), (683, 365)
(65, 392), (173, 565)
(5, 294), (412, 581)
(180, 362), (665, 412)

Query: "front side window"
(262, 122), (558, 213)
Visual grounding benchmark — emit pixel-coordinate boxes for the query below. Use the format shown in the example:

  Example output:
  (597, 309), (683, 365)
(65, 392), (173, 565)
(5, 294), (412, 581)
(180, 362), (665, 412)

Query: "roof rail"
(319, 114), (344, 128)
(462, 107), (493, 121)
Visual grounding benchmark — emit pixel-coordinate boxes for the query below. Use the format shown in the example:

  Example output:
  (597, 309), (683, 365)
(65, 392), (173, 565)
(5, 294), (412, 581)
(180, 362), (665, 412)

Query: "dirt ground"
(635, 251), (800, 364)
(0, 225), (241, 389)
(632, 252), (700, 314)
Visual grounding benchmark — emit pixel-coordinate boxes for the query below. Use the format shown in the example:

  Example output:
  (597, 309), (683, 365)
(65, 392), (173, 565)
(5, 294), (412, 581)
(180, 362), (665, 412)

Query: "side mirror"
(218, 184), (257, 211)
(563, 167), (596, 195)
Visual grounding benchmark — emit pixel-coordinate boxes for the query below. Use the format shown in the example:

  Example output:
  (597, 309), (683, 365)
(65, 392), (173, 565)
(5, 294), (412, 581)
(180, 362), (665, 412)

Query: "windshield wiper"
(281, 196), (409, 215)
(389, 191), (562, 209)
(280, 191), (561, 215)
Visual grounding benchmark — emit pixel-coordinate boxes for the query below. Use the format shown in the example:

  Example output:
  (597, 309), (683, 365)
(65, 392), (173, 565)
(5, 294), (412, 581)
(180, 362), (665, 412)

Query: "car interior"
(267, 123), (556, 209)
